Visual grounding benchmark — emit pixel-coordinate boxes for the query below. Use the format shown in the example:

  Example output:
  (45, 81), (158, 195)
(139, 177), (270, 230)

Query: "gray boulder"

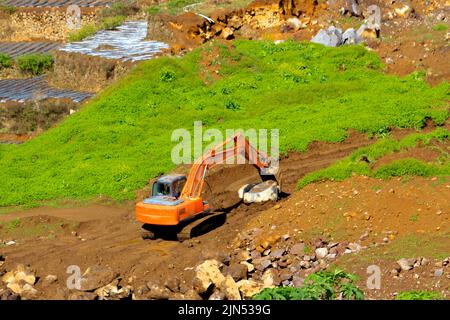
(342, 28), (361, 45)
(311, 26), (343, 47)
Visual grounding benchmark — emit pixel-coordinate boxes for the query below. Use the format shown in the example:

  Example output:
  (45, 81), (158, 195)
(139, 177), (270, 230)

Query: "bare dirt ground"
(1, 126), (448, 299)
(0, 129), (377, 298)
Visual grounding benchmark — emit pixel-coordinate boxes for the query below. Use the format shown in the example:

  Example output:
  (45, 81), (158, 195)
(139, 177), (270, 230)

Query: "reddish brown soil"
(0, 129), (383, 299)
(0, 133), (32, 144)
(241, 175), (450, 299)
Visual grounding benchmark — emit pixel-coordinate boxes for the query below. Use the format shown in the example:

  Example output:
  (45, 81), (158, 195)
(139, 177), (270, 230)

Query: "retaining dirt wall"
(0, 8), (99, 41)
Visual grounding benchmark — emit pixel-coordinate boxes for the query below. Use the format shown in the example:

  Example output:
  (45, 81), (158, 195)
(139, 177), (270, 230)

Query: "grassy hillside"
(0, 40), (448, 207)
(297, 128), (450, 189)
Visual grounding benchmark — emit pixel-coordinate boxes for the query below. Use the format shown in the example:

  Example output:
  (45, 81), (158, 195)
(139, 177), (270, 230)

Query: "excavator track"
(141, 211), (227, 241)
(176, 211), (227, 241)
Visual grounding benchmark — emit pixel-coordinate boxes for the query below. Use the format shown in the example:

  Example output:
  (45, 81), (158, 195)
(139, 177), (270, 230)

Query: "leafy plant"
(160, 69), (176, 82)
(16, 54), (53, 75)
(0, 53), (12, 69)
(253, 269), (364, 300)
(396, 290), (444, 300)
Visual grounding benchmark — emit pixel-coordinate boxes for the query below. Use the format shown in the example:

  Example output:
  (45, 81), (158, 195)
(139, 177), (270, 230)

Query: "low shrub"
(16, 54), (54, 75)
(0, 53), (12, 69)
(253, 269), (364, 300)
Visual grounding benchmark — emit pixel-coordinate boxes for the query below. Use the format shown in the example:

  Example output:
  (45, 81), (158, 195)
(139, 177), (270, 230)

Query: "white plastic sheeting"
(59, 21), (170, 62)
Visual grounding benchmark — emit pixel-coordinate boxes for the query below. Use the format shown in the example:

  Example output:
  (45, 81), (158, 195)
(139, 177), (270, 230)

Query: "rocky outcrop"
(146, 0), (324, 52)
(0, 8), (99, 41)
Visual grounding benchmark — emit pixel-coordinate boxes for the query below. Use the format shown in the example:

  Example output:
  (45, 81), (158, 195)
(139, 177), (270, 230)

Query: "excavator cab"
(151, 174), (187, 199)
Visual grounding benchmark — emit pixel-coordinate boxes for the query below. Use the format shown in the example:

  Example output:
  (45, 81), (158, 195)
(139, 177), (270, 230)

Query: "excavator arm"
(181, 133), (276, 199)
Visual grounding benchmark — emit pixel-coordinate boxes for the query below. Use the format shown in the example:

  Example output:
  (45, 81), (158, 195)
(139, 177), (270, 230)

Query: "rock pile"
(311, 25), (363, 47)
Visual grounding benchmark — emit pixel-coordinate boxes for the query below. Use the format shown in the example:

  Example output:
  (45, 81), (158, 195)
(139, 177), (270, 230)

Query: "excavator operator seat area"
(151, 174), (187, 199)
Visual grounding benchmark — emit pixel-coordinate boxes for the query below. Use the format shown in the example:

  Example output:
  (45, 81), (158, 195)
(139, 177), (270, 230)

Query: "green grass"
(68, 16), (126, 42)
(432, 23), (448, 31)
(145, 0), (253, 16)
(396, 290), (444, 300)
(0, 40), (449, 207)
(298, 128), (450, 189)
(0, 53), (12, 69)
(146, 0), (200, 16)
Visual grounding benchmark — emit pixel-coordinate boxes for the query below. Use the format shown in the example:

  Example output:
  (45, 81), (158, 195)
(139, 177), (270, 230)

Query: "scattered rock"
(222, 27), (234, 40)
(315, 247), (328, 259)
(226, 263), (248, 282)
(347, 243), (362, 252)
(1, 264), (37, 298)
(325, 253), (337, 260)
(240, 261), (255, 273)
(220, 275), (241, 300)
(146, 283), (171, 300)
(397, 258), (415, 271)
(311, 26), (343, 47)
(43, 274), (58, 286)
(262, 269), (280, 287)
(290, 243), (305, 255)
(68, 291), (97, 300)
(0, 288), (20, 300)
(192, 260), (224, 294)
(250, 250), (261, 261)
(95, 280), (132, 300)
(434, 268), (443, 277)
(164, 277), (181, 293)
(253, 257), (272, 272)
(79, 265), (116, 291)
(282, 17), (306, 32)
(208, 289), (225, 300)
(270, 248), (285, 259)
(237, 279), (264, 299)
(342, 28), (361, 45)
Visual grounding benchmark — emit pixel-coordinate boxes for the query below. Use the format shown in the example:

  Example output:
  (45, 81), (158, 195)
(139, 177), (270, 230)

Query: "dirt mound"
(202, 164), (263, 210)
(244, 175), (449, 246)
(47, 51), (132, 93)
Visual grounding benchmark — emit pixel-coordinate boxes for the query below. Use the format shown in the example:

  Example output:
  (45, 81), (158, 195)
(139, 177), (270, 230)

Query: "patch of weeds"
(16, 54), (53, 75)
(432, 23), (448, 31)
(253, 268), (364, 300)
(0, 53), (13, 69)
(409, 214), (418, 222)
(160, 68), (176, 82)
(5, 218), (20, 230)
(396, 290), (444, 300)
(0, 1), (16, 14)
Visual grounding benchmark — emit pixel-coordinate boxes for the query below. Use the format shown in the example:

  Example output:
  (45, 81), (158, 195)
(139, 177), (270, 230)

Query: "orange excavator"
(135, 133), (280, 240)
